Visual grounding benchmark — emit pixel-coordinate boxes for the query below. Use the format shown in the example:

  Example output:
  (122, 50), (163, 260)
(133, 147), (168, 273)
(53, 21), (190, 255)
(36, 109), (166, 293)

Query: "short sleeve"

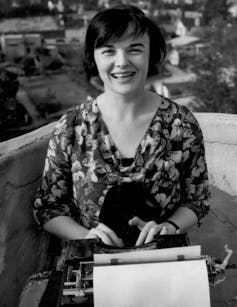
(180, 108), (211, 225)
(33, 109), (77, 226)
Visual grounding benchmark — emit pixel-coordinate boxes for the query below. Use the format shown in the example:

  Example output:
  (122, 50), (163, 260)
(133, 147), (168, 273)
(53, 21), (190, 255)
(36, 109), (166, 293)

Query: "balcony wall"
(0, 123), (55, 307)
(0, 113), (237, 307)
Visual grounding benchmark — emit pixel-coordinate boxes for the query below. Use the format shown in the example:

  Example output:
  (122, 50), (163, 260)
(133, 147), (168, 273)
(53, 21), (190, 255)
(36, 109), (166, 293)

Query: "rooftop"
(0, 16), (60, 34)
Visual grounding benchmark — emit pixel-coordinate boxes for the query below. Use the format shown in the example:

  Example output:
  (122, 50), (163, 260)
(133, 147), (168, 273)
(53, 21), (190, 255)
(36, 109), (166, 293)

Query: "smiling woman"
(33, 5), (211, 248)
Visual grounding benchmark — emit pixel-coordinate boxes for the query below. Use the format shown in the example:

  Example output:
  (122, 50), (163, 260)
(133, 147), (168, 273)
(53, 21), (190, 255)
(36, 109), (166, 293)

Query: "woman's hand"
(129, 217), (179, 246)
(86, 223), (124, 247)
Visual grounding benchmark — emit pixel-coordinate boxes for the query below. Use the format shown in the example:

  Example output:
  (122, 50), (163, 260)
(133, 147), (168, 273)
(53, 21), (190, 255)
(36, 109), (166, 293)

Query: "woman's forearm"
(167, 207), (198, 232)
(43, 216), (89, 240)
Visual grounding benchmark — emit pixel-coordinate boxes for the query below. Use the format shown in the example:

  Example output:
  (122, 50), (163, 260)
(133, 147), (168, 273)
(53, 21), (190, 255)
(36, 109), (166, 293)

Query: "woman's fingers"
(136, 221), (162, 246)
(97, 223), (124, 247)
(86, 223), (124, 247)
(159, 226), (168, 235)
(129, 218), (162, 246)
(87, 219), (180, 248)
(144, 225), (161, 244)
(86, 228), (114, 246)
(128, 216), (146, 230)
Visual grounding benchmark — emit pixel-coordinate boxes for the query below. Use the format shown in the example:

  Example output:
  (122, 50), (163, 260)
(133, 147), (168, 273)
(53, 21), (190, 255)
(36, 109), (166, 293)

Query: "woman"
(33, 5), (210, 247)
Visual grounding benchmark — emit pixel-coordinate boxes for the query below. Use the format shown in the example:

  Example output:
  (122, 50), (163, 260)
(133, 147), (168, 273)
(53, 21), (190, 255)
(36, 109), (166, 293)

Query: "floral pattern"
(33, 96), (210, 229)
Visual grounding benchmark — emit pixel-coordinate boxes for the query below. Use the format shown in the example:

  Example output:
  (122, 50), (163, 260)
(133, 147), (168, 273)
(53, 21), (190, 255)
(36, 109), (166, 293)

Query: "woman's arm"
(179, 109), (211, 225)
(34, 111), (124, 246)
(33, 111), (78, 232)
(164, 206), (198, 233)
(43, 216), (124, 247)
(130, 109), (210, 246)
(43, 216), (89, 240)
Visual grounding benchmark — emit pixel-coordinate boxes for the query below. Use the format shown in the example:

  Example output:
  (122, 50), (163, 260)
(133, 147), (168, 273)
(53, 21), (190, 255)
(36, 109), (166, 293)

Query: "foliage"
(189, 20), (237, 114)
(3, 4), (50, 17)
(79, 0), (98, 11)
(0, 68), (19, 128)
(202, 0), (230, 25)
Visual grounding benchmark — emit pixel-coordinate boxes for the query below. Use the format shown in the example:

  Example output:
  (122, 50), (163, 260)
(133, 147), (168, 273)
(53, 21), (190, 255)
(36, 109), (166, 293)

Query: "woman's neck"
(97, 90), (152, 121)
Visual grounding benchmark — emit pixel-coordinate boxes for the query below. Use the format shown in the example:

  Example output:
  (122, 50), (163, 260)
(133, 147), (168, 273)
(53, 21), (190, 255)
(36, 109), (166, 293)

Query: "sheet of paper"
(94, 245), (201, 265)
(94, 259), (210, 307)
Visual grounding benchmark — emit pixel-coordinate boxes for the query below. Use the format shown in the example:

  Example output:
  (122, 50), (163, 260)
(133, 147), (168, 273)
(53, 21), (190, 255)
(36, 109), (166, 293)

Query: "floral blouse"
(33, 96), (210, 229)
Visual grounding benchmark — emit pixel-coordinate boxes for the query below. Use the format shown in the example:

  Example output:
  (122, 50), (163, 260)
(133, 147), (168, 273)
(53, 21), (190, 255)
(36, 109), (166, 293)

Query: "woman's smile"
(111, 71), (136, 80)
(110, 71), (136, 84)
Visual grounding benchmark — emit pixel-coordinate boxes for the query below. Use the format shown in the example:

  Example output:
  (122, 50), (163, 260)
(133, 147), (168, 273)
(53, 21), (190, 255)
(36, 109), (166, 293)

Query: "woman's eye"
(129, 49), (142, 54)
(102, 49), (114, 54)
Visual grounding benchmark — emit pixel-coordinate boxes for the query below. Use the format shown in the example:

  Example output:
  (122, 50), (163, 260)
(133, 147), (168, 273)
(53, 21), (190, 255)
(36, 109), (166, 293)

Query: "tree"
(189, 20), (237, 114)
(203, 0), (230, 25)
(0, 68), (19, 130)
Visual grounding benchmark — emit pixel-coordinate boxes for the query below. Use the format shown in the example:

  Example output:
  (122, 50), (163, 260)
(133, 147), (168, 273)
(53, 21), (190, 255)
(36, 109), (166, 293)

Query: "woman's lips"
(111, 72), (136, 79)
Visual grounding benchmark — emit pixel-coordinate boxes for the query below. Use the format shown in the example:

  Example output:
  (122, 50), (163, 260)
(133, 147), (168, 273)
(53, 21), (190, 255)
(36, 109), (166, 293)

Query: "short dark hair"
(84, 5), (166, 77)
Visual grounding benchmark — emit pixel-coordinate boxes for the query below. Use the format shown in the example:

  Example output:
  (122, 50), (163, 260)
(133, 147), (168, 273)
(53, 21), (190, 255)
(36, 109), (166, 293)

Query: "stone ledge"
(196, 113), (237, 144)
(0, 122), (55, 160)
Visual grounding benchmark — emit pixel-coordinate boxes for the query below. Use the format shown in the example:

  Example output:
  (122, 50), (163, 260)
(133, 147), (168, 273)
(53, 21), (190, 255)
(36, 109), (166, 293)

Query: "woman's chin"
(108, 84), (144, 97)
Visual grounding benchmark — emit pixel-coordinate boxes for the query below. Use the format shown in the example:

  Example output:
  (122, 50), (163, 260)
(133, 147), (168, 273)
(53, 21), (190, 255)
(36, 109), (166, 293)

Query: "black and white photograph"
(0, 1), (236, 306)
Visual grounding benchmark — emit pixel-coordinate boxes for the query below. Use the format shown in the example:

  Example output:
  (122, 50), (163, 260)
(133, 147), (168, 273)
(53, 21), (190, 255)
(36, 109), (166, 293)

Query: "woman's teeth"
(111, 72), (135, 78)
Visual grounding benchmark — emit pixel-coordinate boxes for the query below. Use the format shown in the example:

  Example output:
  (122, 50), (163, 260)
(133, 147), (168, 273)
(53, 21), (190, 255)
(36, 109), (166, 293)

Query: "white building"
(56, 0), (64, 13)
(167, 48), (180, 66)
(47, 0), (55, 11)
(174, 19), (187, 37)
(229, 3), (237, 17)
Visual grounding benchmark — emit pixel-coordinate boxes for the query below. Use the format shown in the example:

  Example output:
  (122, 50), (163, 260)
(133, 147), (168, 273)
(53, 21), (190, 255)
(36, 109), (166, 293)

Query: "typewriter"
(36, 235), (235, 307)
(38, 234), (209, 306)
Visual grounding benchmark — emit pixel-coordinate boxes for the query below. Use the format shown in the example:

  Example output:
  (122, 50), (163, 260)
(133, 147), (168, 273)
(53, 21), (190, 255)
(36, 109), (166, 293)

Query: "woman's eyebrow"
(130, 43), (145, 48)
(100, 42), (145, 49)
(102, 44), (114, 48)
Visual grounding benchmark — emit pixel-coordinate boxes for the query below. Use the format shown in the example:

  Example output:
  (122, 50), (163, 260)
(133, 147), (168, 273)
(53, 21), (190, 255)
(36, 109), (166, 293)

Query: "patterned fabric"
(33, 96), (210, 229)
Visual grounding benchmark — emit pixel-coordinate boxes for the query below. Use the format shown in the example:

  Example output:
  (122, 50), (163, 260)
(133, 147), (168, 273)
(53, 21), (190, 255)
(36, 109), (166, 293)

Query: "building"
(1, 33), (42, 60)
(0, 16), (64, 59)
(228, 0), (237, 17)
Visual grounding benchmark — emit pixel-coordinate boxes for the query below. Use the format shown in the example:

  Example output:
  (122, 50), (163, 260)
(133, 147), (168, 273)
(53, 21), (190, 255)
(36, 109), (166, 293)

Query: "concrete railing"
(196, 113), (237, 196)
(0, 123), (55, 307)
(0, 113), (237, 307)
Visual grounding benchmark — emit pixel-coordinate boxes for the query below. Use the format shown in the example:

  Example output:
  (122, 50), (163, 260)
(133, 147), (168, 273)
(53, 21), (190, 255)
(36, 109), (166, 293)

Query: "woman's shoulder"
(52, 96), (98, 137)
(55, 96), (97, 127)
(159, 95), (200, 127)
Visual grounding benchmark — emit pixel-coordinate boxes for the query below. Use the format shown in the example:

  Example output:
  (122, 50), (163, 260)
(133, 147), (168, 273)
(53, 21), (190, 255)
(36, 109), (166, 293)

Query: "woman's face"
(93, 33), (150, 97)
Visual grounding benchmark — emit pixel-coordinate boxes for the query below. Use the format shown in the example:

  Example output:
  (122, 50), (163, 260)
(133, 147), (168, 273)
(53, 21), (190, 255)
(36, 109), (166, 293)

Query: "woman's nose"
(115, 51), (129, 67)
